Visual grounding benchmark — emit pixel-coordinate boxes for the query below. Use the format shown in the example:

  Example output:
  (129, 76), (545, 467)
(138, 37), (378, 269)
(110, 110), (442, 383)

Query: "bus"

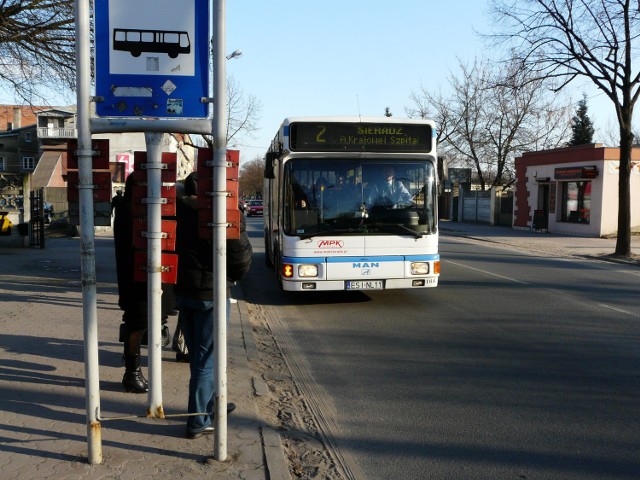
(113, 28), (191, 59)
(263, 116), (441, 291)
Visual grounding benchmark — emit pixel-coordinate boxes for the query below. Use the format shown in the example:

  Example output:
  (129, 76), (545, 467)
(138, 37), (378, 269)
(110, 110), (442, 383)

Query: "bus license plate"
(346, 280), (384, 290)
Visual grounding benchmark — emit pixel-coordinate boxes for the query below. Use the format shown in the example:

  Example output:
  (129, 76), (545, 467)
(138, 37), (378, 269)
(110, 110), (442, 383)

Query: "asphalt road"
(242, 217), (640, 480)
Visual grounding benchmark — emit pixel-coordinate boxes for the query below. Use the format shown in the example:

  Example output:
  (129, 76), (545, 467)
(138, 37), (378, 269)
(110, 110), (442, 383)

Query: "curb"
(235, 286), (291, 480)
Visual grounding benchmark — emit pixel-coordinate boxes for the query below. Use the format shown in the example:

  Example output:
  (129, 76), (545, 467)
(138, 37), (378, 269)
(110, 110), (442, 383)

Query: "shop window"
(0, 156), (5, 171)
(561, 181), (591, 223)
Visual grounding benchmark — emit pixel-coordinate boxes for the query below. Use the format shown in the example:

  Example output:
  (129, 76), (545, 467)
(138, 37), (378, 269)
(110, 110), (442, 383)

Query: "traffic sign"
(94, 0), (210, 118)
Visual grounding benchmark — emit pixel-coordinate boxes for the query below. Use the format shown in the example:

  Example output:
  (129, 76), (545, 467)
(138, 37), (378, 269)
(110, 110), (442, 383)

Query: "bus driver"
(368, 166), (412, 208)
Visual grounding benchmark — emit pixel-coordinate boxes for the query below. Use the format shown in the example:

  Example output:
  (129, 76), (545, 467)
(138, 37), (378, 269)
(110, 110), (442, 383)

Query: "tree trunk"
(615, 122), (632, 256)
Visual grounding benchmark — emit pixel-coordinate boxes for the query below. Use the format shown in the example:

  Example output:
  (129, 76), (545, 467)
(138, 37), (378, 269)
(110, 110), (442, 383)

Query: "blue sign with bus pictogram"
(94, 0), (210, 118)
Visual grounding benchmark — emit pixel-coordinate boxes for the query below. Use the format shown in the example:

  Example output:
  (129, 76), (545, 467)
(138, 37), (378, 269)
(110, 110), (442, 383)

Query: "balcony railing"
(37, 127), (77, 139)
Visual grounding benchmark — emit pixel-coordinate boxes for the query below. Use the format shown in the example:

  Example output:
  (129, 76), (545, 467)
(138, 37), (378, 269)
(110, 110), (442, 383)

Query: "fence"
(454, 187), (513, 226)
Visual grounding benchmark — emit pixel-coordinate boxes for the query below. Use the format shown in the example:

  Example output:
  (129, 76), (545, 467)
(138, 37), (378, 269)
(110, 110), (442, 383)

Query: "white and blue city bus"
(263, 116), (441, 291)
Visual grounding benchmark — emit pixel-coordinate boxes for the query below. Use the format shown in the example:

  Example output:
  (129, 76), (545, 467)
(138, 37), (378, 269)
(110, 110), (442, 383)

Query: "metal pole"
(145, 132), (165, 418)
(212, 0), (228, 461)
(75, 0), (102, 464)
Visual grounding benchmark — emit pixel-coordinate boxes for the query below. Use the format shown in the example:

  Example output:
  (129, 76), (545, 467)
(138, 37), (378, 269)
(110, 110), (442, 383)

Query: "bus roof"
(279, 116), (435, 127)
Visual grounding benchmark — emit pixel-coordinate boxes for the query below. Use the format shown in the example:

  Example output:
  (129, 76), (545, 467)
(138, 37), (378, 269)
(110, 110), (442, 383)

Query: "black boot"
(122, 369), (148, 393)
(122, 328), (148, 394)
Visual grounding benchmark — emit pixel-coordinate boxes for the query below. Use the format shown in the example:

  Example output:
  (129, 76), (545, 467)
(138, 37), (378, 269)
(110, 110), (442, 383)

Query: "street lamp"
(226, 49), (242, 60)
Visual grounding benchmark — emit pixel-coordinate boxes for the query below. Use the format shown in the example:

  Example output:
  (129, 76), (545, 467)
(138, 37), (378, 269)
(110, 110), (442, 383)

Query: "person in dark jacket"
(174, 172), (252, 439)
(113, 175), (175, 393)
(111, 189), (123, 216)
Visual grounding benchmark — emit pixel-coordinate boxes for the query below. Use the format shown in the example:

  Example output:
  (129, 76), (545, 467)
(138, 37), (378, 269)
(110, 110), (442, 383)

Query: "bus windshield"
(283, 158), (437, 237)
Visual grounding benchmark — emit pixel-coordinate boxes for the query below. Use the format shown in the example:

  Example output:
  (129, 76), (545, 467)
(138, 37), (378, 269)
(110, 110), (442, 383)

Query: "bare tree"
(489, 0), (639, 256)
(0, 0), (75, 103)
(408, 57), (570, 189)
(239, 155), (265, 198)
(448, 60), (492, 189)
(601, 118), (640, 147)
(226, 76), (262, 147)
(176, 76), (262, 158)
(488, 57), (571, 185)
(406, 86), (458, 148)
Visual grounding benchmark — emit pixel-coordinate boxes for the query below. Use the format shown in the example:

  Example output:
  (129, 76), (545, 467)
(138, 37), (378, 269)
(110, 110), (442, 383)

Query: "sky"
(0, 0), (619, 163)
(224, 0), (617, 163)
(224, 0), (497, 161)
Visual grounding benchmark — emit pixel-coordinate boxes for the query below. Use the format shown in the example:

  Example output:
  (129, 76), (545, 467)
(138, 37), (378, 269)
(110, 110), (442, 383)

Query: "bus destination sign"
(289, 122), (433, 152)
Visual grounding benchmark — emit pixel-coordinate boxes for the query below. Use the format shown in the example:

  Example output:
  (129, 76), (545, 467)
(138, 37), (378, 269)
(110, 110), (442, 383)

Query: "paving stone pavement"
(439, 220), (640, 262)
(0, 232), (287, 480)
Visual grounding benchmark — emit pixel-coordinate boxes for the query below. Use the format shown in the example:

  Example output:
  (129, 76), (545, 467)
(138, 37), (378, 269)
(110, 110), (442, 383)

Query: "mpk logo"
(317, 240), (344, 248)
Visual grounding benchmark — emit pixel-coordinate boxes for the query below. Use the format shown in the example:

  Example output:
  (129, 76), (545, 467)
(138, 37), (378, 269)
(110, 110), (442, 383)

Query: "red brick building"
(0, 105), (49, 131)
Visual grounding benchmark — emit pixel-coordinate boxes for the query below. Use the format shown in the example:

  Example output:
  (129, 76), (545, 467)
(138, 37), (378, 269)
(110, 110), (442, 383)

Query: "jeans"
(176, 295), (230, 434)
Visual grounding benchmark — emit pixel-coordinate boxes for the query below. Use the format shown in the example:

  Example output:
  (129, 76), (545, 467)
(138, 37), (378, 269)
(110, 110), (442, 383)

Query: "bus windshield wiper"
(299, 227), (365, 240)
(371, 223), (424, 239)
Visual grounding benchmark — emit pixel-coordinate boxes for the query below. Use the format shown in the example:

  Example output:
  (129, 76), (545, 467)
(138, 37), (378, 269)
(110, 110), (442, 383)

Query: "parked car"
(245, 199), (263, 216)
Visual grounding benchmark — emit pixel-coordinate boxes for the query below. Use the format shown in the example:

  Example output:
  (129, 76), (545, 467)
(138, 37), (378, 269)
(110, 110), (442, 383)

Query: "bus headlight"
(410, 262), (429, 275)
(298, 264), (319, 277)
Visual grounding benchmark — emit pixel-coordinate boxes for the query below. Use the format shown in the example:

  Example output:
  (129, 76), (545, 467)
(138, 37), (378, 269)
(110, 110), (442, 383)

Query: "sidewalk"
(439, 220), (640, 263)
(0, 233), (288, 480)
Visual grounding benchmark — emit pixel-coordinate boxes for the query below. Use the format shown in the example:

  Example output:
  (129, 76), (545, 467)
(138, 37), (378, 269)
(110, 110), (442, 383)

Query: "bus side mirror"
(264, 152), (277, 179)
(438, 155), (448, 181)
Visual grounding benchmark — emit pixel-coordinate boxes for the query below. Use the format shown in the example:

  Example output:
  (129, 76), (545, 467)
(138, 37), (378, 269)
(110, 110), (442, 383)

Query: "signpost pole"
(145, 132), (165, 418)
(90, 0), (211, 460)
(75, 0), (102, 464)
(212, 0), (228, 461)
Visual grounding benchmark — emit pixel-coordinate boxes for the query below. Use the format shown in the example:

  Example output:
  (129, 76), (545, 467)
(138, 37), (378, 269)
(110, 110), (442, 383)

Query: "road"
(241, 217), (640, 480)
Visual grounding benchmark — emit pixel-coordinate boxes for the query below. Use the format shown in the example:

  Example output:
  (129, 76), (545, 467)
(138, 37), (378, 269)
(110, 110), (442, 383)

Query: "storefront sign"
(554, 166), (598, 180)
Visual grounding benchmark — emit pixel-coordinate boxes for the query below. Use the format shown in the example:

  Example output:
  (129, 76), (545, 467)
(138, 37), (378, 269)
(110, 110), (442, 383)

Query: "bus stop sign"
(94, 0), (210, 118)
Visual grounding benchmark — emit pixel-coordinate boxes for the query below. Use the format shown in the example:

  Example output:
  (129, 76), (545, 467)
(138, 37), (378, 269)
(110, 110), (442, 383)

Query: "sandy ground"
(247, 302), (347, 480)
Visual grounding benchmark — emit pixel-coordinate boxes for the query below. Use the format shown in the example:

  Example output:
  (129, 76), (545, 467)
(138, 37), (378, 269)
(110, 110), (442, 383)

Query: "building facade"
(514, 143), (640, 237)
(0, 104), (196, 230)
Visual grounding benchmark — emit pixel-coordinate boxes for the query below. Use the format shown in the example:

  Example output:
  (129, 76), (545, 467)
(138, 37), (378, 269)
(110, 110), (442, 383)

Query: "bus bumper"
(281, 276), (439, 291)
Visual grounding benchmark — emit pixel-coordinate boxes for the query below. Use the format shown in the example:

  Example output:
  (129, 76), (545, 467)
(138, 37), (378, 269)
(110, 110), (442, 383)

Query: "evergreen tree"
(568, 94), (595, 146)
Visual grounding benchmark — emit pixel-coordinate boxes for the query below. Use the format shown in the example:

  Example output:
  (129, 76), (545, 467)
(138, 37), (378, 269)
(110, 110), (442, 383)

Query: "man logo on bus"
(352, 262), (380, 269)
(317, 240), (344, 248)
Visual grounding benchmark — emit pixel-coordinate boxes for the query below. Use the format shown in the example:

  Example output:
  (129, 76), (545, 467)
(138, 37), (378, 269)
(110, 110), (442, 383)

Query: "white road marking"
(598, 304), (640, 318)
(446, 260), (530, 285)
